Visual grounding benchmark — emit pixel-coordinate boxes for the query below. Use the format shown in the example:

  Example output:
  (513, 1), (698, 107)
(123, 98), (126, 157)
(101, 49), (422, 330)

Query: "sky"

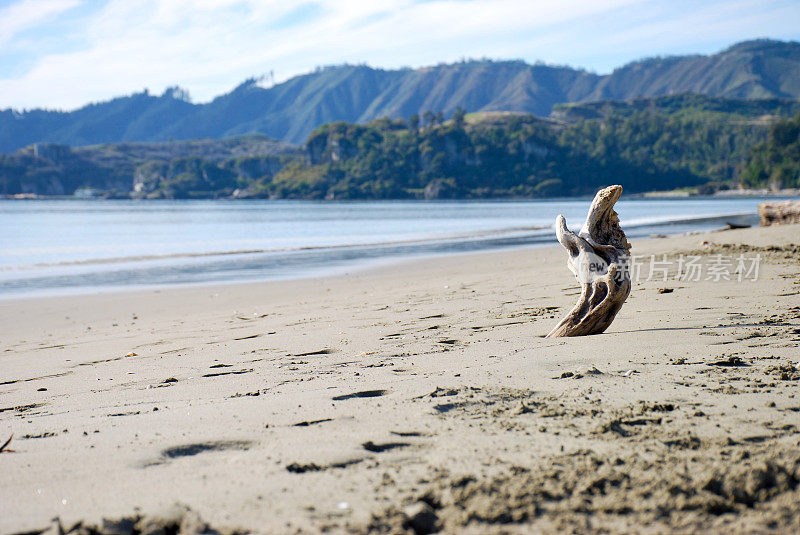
(1, 0), (799, 111)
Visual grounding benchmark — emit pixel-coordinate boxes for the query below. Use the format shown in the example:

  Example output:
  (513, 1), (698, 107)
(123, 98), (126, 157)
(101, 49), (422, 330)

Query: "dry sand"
(1, 224), (799, 534)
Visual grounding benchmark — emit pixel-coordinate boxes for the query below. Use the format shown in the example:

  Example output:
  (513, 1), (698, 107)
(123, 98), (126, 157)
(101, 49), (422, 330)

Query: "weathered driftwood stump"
(546, 185), (631, 337)
(758, 199), (800, 226)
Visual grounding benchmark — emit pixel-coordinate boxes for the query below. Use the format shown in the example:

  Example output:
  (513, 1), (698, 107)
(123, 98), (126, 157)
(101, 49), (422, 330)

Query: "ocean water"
(0, 197), (776, 297)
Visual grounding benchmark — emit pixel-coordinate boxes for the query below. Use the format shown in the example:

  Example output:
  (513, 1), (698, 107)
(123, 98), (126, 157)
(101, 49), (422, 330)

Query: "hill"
(742, 110), (800, 189)
(2, 39), (800, 152)
(3, 95), (798, 199)
(242, 95), (799, 199)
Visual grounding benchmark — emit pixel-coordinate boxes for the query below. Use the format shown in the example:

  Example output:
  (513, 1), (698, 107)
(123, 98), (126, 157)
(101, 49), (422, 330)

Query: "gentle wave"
(1, 225), (552, 272)
(620, 211), (755, 228)
(1, 211), (757, 274)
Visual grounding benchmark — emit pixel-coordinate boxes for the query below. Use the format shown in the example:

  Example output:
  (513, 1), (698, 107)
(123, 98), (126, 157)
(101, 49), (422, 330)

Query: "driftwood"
(724, 221), (750, 230)
(758, 199), (800, 226)
(546, 185), (631, 337)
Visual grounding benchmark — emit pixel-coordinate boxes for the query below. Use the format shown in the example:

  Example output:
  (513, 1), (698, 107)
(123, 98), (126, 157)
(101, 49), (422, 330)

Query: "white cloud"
(0, 0), (79, 47)
(0, 0), (798, 110)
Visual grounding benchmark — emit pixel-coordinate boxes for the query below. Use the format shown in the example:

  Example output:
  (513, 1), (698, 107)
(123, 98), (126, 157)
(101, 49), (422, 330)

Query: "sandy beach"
(1, 223), (799, 534)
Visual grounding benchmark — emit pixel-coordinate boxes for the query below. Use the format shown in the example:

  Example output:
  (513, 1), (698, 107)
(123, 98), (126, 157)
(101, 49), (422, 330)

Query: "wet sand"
(1, 224), (799, 534)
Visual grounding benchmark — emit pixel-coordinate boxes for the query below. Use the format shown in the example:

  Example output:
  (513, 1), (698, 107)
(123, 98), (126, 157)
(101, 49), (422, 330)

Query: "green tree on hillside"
(742, 111), (800, 189)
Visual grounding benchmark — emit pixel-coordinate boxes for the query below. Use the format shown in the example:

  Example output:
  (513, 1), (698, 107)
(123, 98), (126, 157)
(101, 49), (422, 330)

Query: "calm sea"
(0, 197), (776, 297)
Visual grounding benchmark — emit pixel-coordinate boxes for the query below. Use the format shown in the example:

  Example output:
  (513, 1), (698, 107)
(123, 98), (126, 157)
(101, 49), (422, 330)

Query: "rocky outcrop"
(133, 161), (168, 194)
(307, 132), (359, 165)
(424, 178), (461, 199)
(32, 143), (71, 163)
(224, 155), (285, 180)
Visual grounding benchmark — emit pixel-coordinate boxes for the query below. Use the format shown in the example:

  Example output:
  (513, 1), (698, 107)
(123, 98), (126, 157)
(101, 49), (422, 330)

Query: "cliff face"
(0, 144), (132, 196)
(307, 131), (360, 165)
(131, 154), (290, 198)
(3, 40), (800, 152)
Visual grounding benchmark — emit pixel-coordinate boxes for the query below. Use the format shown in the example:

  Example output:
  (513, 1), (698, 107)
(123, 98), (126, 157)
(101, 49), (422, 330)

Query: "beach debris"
(201, 368), (253, 378)
(658, 288), (674, 294)
(391, 430), (427, 437)
(547, 185), (632, 337)
(21, 432), (57, 439)
(553, 366), (603, 379)
(708, 356), (748, 367)
(332, 389), (388, 401)
(290, 348), (334, 357)
(621, 369), (637, 377)
(293, 418), (332, 427)
(0, 402), (43, 413)
(230, 391), (260, 398)
(287, 462), (324, 473)
(638, 402), (676, 413)
(0, 434), (13, 453)
(423, 387), (458, 398)
(233, 333), (261, 340)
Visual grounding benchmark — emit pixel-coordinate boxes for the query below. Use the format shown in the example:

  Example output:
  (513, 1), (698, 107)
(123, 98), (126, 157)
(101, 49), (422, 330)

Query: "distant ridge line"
(2, 38), (800, 152)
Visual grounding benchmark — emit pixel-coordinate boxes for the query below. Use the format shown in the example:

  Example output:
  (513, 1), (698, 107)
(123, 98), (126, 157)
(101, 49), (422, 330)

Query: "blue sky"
(1, 0), (799, 110)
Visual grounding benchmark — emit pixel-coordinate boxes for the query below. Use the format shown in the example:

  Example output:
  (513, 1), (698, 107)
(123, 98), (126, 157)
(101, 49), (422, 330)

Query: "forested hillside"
(742, 111), (800, 189)
(0, 135), (299, 198)
(2, 95), (797, 199)
(244, 95), (799, 199)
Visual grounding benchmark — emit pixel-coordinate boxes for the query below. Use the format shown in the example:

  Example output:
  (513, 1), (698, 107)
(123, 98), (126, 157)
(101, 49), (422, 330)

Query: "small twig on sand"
(0, 434), (13, 453)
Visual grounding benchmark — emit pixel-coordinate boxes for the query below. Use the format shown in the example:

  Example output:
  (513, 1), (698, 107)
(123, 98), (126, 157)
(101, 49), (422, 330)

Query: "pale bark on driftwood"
(546, 185), (631, 337)
(758, 199), (800, 226)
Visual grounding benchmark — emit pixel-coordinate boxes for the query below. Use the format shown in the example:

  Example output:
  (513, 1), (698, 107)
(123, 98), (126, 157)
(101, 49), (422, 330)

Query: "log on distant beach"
(758, 199), (800, 226)
(724, 221), (750, 230)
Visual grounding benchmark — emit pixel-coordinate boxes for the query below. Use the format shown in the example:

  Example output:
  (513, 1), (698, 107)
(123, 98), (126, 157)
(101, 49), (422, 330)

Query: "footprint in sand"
(143, 440), (253, 467)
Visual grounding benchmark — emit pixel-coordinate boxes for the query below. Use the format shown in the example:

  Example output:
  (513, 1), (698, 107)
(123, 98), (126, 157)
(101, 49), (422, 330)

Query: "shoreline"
(4, 189), (799, 201)
(0, 205), (773, 300)
(633, 188), (800, 199)
(1, 224), (799, 533)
